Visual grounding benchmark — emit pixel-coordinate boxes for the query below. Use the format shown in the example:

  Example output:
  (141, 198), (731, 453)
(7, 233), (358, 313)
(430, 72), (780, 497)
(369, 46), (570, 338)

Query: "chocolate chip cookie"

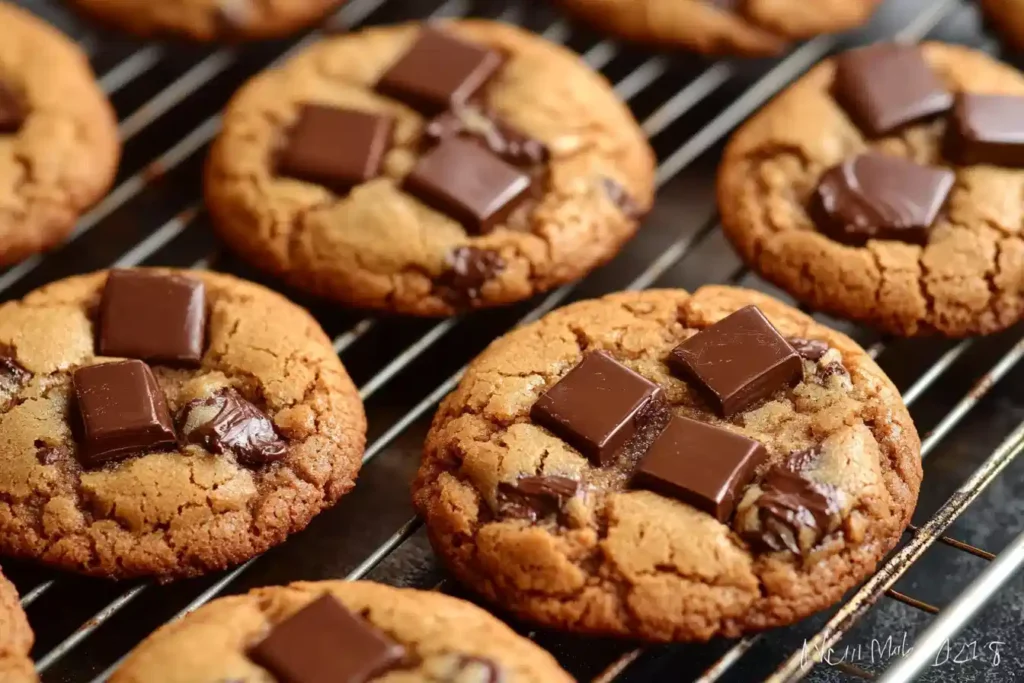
(66, 0), (345, 41)
(981, 0), (1024, 50)
(413, 287), (921, 641)
(0, 568), (35, 682)
(0, 2), (119, 267)
(109, 580), (574, 682)
(554, 0), (882, 56)
(0, 268), (366, 581)
(205, 21), (655, 316)
(719, 42), (1024, 337)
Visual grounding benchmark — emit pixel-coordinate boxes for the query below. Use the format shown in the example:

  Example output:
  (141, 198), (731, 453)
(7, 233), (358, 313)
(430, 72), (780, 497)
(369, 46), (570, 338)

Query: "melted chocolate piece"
(787, 337), (829, 362)
(438, 655), (506, 683)
(436, 246), (505, 306)
(424, 106), (548, 167)
(668, 306), (802, 417)
(249, 594), (405, 683)
(178, 389), (286, 467)
(946, 93), (1024, 167)
(404, 137), (532, 234)
(377, 28), (504, 114)
(497, 475), (579, 521)
(532, 351), (669, 466)
(632, 415), (768, 522)
(278, 104), (394, 193)
(600, 177), (644, 220)
(72, 360), (177, 466)
(744, 466), (838, 555)
(811, 153), (954, 246)
(35, 443), (68, 466)
(0, 357), (29, 407)
(99, 270), (207, 366)
(0, 82), (25, 133)
(832, 44), (952, 137)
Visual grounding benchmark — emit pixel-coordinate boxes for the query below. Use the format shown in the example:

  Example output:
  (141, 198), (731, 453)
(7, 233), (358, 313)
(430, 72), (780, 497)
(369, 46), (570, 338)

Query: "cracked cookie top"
(0, 269), (366, 581)
(719, 42), (1024, 337)
(67, 0), (345, 41)
(205, 20), (655, 316)
(0, 2), (119, 267)
(0, 568), (35, 682)
(412, 286), (921, 642)
(554, 0), (881, 56)
(109, 580), (573, 683)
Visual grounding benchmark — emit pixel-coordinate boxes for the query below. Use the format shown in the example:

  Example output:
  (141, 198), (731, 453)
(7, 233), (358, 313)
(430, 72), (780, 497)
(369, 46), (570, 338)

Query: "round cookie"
(109, 580), (574, 682)
(0, 268), (366, 581)
(205, 20), (655, 316)
(554, 0), (882, 56)
(413, 287), (921, 642)
(0, 2), (119, 267)
(719, 42), (1024, 337)
(66, 0), (345, 41)
(982, 0), (1024, 50)
(0, 569), (36, 682)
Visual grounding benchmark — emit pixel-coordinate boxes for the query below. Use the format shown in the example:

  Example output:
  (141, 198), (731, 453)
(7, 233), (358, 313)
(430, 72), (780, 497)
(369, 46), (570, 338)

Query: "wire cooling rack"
(7, 0), (1024, 681)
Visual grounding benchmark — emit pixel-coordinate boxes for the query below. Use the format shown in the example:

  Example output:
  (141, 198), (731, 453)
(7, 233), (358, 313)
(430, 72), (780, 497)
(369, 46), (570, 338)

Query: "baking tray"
(6, 0), (1024, 681)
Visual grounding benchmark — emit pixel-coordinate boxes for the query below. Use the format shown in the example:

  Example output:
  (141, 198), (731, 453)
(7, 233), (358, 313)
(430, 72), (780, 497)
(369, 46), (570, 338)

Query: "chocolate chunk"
(178, 389), (286, 467)
(377, 28), (503, 114)
(436, 246), (505, 306)
(35, 442), (68, 466)
(424, 106), (548, 167)
(600, 177), (644, 220)
(99, 270), (207, 366)
(497, 475), (579, 521)
(787, 337), (829, 362)
(0, 357), (29, 407)
(632, 415), (768, 522)
(811, 153), (953, 247)
(0, 82), (24, 133)
(279, 104), (394, 193)
(945, 93), (1024, 167)
(404, 137), (532, 234)
(668, 306), (802, 417)
(249, 594), (405, 683)
(72, 360), (177, 466)
(531, 351), (668, 466)
(832, 44), (952, 137)
(741, 466), (839, 555)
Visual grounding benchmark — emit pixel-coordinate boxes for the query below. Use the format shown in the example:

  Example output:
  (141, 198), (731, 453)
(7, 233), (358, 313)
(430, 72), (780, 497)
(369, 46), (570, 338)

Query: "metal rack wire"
(7, 0), (1024, 681)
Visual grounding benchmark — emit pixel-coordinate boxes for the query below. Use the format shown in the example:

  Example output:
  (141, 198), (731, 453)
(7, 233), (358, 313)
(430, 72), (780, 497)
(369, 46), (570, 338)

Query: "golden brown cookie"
(0, 268), (366, 581)
(205, 20), (655, 316)
(413, 287), (921, 642)
(718, 42), (1024, 337)
(981, 0), (1024, 50)
(109, 580), (574, 682)
(0, 568), (36, 682)
(554, 0), (882, 56)
(0, 2), (119, 267)
(65, 0), (346, 41)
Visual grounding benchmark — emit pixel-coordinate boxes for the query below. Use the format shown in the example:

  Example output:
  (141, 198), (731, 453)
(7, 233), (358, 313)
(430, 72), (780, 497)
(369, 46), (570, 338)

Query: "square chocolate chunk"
(377, 28), (503, 114)
(249, 594), (405, 683)
(99, 270), (206, 365)
(73, 360), (177, 466)
(632, 415), (768, 522)
(531, 350), (666, 466)
(833, 44), (952, 137)
(403, 137), (531, 234)
(946, 93), (1024, 167)
(812, 153), (954, 246)
(278, 104), (394, 193)
(668, 306), (802, 417)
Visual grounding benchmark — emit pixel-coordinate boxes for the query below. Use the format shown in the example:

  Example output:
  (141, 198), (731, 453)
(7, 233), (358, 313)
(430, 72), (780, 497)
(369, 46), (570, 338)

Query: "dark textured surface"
(4, 0), (1024, 681)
